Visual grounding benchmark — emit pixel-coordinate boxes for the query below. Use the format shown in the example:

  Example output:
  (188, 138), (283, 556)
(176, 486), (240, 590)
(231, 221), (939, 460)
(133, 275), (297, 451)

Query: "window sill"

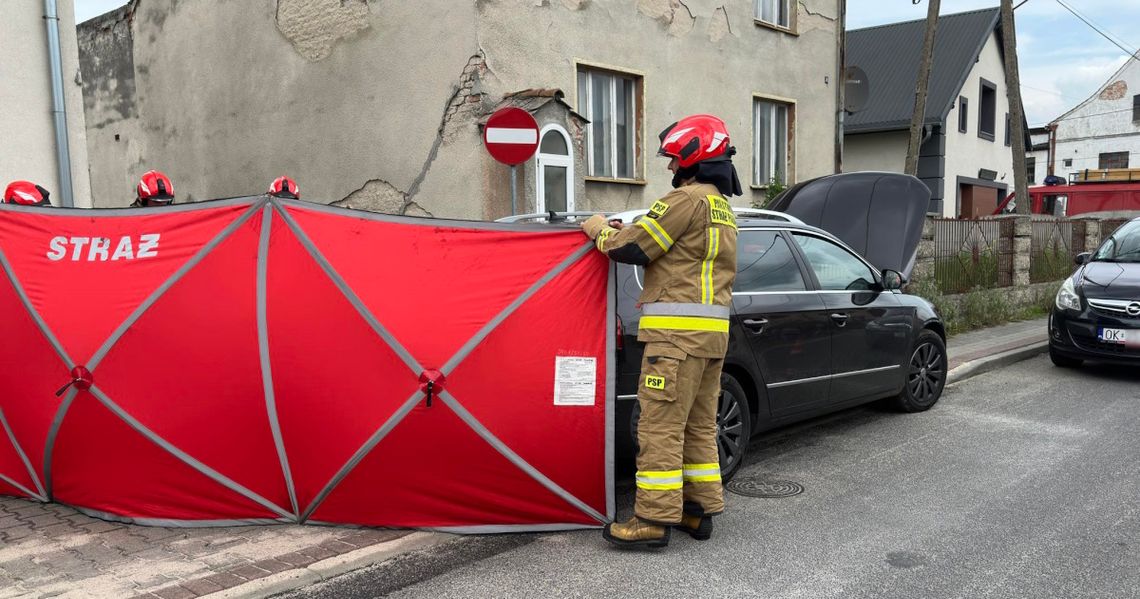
(978, 132), (996, 142)
(750, 183), (789, 190)
(585, 176), (648, 186)
(754, 19), (797, 36)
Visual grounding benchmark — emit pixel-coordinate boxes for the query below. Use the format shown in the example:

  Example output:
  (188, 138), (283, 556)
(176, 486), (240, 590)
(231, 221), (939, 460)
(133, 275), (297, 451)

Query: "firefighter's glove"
(581, 214), (608, 240)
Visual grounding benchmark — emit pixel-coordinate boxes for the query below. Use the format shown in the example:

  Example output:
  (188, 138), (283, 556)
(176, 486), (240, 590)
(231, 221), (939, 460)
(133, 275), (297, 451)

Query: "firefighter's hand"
(608, 219), (624, 229)
(581, 214), (608, 240)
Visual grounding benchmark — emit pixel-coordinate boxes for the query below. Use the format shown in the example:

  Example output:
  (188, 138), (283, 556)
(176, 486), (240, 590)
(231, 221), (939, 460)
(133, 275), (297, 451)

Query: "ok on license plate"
(1099, 328), (1130, 344)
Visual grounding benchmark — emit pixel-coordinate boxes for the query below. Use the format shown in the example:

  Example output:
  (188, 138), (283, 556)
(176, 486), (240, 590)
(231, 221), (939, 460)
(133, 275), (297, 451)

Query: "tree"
(905, 0), (941, 176)
(1001, 0), (1031, 214)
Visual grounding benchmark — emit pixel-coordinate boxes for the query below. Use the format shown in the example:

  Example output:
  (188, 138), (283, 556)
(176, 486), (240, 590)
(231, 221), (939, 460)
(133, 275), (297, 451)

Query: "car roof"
(736, 216), (828, 235)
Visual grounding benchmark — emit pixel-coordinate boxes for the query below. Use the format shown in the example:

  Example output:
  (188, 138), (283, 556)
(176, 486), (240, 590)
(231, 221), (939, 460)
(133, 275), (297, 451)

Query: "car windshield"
(1093, 221), (1140, 262)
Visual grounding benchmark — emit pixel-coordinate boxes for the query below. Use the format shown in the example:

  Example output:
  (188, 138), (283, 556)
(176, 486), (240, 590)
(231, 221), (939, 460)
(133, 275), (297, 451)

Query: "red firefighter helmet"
(657, 114), (733, 168)
(3, 181), (50, 206)
(136, 170), (175, 205)
(268, 176), (300, 199)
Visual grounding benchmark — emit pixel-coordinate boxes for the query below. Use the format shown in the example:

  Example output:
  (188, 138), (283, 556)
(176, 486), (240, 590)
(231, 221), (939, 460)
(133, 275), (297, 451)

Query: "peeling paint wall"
(476, 0), (841, 210)
(79, 0), (838, 216)
(2, 0), (92, 207)
(80, 0), (482, 213)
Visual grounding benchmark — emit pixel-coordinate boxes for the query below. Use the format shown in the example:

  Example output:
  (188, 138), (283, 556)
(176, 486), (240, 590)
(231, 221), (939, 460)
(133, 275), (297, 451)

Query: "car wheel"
(895, 329), (947, 413)
(1049, 347), (1083, 368)
(716, 373), (752, 482)
(627, 372), (753, 482)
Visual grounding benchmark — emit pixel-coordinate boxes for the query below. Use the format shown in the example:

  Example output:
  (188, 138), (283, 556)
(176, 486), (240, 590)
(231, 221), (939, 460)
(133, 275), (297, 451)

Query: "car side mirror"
(880, 269), (904, 291)
(1075, 252), (1091, 266)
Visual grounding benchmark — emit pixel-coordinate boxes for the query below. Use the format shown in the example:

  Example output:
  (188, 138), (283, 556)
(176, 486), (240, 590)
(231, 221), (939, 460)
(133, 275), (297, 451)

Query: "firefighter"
(3, 181), (52, 206)
(267, 176), (300, 199)
(133, 170), (175, 207)
(581, 114), (742, 548)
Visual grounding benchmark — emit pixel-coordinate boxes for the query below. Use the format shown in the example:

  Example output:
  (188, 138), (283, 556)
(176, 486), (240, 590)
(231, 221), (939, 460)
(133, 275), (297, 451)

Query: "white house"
(1042, 52), (1140, 182)
(843, 7), (1024, 218)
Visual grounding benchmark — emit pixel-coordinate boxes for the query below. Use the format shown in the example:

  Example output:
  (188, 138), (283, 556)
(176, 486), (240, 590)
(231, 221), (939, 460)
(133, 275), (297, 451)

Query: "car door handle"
(830, 313), (848, 327)
(743, 318), (769, 333)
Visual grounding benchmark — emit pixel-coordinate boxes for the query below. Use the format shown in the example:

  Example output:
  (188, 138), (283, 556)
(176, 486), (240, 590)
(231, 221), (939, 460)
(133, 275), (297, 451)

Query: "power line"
(1053, 0), (1139, 60)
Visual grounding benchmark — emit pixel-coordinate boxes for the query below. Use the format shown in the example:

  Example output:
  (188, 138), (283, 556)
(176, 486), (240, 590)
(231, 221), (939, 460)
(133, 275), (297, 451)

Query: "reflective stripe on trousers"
(683, 462), (722, 483)
(635, 469), (683, 491)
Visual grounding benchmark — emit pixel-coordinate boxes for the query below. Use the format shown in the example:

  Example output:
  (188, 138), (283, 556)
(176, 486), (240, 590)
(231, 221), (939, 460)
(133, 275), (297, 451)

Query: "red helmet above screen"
(136, 170), (174, 204)
(268, 176), (300, 199)
(657, 114), (732, 169)
(3, 181), (50, 206)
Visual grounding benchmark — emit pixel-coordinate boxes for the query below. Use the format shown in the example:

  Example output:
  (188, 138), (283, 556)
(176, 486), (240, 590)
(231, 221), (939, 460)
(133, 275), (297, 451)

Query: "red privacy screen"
(0, 197), (613, 531)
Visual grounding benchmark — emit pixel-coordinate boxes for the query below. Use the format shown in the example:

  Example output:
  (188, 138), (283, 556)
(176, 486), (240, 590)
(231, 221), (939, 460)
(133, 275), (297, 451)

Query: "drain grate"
(726, 477), (804, 498)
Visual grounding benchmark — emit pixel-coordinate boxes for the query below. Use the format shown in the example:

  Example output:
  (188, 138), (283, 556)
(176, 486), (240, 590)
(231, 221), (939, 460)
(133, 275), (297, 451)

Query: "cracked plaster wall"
(476, 0), (841, 211)
(79, 0), (837, 216)
(80, 0), (482, 214)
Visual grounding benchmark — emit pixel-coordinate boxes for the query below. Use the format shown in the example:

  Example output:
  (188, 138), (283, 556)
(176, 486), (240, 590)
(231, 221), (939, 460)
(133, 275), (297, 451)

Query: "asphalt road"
(285, 356), (1140, 599)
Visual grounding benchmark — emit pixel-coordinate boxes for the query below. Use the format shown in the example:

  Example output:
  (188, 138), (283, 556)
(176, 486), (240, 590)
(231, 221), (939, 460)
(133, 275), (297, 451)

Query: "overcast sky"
(75, 0), (1140, 126)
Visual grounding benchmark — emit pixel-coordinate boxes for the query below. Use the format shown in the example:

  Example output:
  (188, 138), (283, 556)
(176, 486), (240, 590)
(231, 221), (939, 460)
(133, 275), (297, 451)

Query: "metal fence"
(1030, 220), (1077, 283)
(1099, 218), (1132, 240)
(930, 218), (1014, 294)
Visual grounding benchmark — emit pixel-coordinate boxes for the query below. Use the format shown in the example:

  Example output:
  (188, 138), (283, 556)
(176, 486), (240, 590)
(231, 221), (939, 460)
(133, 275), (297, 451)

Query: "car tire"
(627, 372), (753, 483)
(894, 329), (947, 413)
(716, 373), (752, 482)
(1049, 347), (1083, 368)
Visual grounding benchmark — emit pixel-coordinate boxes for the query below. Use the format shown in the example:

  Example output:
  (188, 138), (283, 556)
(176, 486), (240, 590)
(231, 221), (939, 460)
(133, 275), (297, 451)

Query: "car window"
(1094, 221), (1140, 262)
(735, 230), (806, 292)
(791, 233), (876, 291)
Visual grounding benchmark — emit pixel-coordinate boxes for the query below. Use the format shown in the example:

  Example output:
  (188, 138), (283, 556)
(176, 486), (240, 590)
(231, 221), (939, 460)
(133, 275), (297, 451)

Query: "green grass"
(932, 250), (1000, 294)
(1030, 247), (1075, 283)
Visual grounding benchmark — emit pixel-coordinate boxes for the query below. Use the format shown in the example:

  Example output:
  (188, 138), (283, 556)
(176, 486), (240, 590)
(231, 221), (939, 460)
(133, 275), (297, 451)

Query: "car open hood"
(1081, 261), (1140, 298)
(769, 172), (930, 278)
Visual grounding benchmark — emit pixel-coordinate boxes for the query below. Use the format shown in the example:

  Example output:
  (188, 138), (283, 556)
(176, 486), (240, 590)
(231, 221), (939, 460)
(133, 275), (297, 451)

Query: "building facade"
(1041, 53), (1140, 182)
(78, 0), (842, 217)
(843, 8), (1021, 218)
(1, 0), (92, 207)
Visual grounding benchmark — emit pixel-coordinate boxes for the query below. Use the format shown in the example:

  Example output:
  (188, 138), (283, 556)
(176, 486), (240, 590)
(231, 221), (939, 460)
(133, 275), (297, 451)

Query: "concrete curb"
(946, 341), (1049, 386)
(206, 531), (455, 598)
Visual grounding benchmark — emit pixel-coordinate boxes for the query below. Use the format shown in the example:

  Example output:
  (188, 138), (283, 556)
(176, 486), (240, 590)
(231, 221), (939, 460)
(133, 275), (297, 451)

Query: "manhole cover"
(725, 477), (804, 498)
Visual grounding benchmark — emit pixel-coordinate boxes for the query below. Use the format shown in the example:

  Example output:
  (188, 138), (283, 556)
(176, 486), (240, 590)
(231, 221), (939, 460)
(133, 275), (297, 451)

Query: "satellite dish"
(844, 66), (869, 114)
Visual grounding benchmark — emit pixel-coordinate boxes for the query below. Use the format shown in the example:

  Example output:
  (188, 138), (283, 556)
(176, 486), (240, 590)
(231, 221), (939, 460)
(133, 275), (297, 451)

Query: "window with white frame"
(536, 125), (574, 213)
(577, 67), (640, 180)
(755, 0), (791, 28)
(754, 98), (792, 186)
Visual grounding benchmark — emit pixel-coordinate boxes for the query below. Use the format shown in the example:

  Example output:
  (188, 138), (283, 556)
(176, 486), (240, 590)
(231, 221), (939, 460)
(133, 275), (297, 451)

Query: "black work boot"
(675, 502), (713, 540)
(603, 517), (671, 548)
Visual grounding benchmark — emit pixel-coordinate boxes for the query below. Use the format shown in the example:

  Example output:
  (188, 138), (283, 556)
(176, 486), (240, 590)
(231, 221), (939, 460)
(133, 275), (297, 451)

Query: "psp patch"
(645, 375), (666, 390)
(648, 200), (670, 219)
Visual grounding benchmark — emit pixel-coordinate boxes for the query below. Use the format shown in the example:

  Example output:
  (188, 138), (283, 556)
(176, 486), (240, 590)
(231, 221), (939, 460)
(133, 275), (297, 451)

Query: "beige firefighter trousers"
(633, 341), (725, 524)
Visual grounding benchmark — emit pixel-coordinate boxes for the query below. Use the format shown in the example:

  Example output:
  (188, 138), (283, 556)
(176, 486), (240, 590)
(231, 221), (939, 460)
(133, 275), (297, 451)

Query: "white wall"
(1050, 54), (1140, 180)
(841, 131), (907, 173)
(942, 31), (1014, 216)
(0, 0), (92, 207)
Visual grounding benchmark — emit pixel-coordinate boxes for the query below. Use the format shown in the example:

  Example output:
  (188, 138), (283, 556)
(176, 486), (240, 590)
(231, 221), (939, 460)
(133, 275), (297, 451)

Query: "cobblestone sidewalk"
(0, 496), (412, 598)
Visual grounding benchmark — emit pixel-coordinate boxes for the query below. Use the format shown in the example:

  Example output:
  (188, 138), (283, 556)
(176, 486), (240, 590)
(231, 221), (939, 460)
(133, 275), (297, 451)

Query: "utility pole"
(904, 0), (940, 176)
(1001, 0), (1030, 214)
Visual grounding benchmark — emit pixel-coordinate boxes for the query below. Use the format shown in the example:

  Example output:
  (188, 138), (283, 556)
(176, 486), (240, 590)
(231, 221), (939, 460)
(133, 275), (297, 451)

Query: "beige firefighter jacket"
(582, 182), (738, 358)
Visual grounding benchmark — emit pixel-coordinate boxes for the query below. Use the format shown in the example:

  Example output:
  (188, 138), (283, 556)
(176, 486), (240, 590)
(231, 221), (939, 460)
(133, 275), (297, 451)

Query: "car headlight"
(1055, 277), (1081, 312)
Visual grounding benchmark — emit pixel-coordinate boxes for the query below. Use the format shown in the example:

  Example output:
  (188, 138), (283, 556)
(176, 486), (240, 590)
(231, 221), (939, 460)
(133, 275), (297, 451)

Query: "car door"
(789, 232), (911, 403)
(732, 228), (833, 417)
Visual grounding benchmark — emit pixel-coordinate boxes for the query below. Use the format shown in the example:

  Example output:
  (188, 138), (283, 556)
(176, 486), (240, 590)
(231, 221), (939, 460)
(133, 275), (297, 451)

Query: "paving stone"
(251, 558), (293, 574)
(152, 586), (197, 599)
(274, 551), (317, 567)
(297, 546), (337, 561)
(319, 540), (359, 555)
(201, 571), (246, 590)
(227, 564), (271, 581)
(178, 578), (223, 596)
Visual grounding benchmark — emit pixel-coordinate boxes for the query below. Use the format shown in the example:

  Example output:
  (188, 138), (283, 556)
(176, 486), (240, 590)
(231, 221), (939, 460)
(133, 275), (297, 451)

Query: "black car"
(502, 172), (945, 480)
(614, 215), (946, 479)
(1049, 217), (1140, 368)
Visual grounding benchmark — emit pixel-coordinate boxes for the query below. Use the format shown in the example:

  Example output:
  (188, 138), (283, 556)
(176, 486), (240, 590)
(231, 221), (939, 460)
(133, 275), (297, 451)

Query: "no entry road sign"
(484, 108), (540, 166)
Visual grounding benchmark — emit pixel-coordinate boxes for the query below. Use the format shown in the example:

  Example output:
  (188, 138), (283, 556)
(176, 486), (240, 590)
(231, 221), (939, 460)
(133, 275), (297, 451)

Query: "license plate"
(1099, 328), (1128, 344)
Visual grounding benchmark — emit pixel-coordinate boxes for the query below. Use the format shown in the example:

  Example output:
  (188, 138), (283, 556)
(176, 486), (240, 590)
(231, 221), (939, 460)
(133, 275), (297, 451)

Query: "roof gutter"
(43, 0), (75, 208)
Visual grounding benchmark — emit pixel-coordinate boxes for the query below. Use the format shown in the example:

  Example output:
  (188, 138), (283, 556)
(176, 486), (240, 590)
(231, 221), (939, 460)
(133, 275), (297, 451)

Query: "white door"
(536, 125), (574, 213)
